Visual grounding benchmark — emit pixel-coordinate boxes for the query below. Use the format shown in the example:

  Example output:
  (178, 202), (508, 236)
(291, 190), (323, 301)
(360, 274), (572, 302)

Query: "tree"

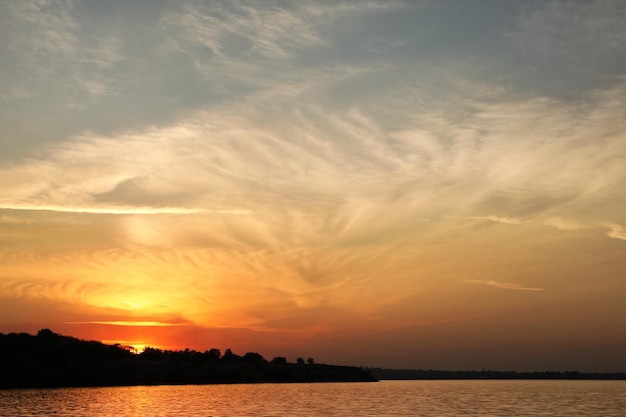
(271, 356), (287, 364)
(307, 357), (315, 365)
(37, 329), (57, 338)
(140, 346), (163, 360)
(243, 352), (265, 363)
(296, 357), (305, 365)
(222, 348), (241, 363)
(205, 348), (221, 362)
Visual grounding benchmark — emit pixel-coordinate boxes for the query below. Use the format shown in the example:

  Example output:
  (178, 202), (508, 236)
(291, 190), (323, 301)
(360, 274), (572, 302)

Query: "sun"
(100, 339), (148, 353)
(128, 343), (149, 354)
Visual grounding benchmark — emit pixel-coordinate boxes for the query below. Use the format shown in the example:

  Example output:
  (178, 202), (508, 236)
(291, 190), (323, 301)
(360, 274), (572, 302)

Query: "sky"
(1, 0), (625, 372)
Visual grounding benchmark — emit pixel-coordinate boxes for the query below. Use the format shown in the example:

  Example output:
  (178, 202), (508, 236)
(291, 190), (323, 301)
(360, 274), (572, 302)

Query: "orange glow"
(70, 321), (191, 327)
(2, 1), (626, 373)
(101, 340), (148, 354)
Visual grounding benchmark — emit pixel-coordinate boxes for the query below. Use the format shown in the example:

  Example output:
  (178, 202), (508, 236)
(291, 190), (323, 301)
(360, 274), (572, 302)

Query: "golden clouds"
(1, 81), (626, 341)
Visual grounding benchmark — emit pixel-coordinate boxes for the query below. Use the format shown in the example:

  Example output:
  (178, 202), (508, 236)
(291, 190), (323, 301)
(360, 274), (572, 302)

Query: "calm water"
(1, 380), (625, 416)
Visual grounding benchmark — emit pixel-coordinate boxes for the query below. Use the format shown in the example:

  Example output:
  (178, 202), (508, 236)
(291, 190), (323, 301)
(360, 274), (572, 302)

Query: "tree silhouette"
(37, 328), (56, 338)
(221, 348), (241, 363)
(243, 352), (265, 363)
(0, 329), (378, 388)
(205, 348), (221, 362)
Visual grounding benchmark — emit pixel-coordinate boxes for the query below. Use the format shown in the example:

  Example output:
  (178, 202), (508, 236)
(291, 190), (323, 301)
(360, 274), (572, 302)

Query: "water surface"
(1, 380), (625, 416)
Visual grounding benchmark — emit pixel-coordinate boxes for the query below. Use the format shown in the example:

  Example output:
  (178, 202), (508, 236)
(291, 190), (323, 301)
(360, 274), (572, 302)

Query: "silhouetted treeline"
(0, 330), (376, 389)
(367, 367), (626, 380)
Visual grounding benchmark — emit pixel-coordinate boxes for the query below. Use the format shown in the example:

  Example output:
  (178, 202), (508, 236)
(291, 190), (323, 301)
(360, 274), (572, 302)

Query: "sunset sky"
(1, 0), (626, 372)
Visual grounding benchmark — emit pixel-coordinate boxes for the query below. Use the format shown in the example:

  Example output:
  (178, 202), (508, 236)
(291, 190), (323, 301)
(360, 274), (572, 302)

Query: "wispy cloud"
(469, 216), (522, 225)
(2, 77), (626, 246)
(158, 0), (410, 94)
(506, 0), (626, 95)
(162, 1), (408, 59)
(466, 279), (544, 292)
(0, 203), (202, 215)
(607, 224), (626, 241)
(2, 0), (79, 58)
(544, 217), (585, 231)
(0, 0), (123, 99)
(162, 2), (325, 59)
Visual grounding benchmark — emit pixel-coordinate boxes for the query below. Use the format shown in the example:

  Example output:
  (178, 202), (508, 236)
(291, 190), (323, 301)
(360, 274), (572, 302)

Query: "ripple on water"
(1, 380), (625, 417)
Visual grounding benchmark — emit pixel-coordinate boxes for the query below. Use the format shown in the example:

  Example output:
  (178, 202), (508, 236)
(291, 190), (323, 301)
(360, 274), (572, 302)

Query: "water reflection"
(1, 380), (625, 417)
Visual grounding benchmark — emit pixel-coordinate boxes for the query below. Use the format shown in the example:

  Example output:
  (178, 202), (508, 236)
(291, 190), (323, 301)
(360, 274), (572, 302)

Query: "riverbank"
(0, 330), (376, 389)
(367, 367), (626, 380)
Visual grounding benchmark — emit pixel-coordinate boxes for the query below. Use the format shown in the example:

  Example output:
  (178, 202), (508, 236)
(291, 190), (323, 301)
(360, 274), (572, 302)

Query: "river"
(1, 380), (625, 416)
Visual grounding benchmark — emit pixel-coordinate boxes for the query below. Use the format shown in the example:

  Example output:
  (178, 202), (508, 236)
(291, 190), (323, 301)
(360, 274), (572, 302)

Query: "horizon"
(5, 328), (626, 375)
(1, 1), (625, 373)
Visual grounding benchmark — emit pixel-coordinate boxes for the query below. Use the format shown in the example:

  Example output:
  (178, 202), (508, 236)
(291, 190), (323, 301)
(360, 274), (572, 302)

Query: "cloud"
(506, 0), (626, 95)
(512, 0), (626, 62)
(544, 217), (585, 231)
(162, 1), (325, 59)
(162, 1), (408, 59)
(469, 216), (522, 225)
(0, 0), (123, 99)
(466, 279), (544, 292)
(2, 0), (79, 57)
(2, 1), (626, 347)
(2, 76), (626, 248)
(607, 224), (626, 241)
(157, 0), (411, 94)
(0, 203), (203, 215)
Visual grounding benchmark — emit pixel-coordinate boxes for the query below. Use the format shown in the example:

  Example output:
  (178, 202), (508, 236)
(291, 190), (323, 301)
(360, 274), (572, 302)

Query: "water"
(1, 380), (625, 416)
